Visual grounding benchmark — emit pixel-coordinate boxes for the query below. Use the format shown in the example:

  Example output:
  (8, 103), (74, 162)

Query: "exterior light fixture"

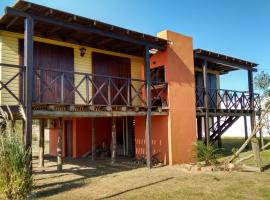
(80, 47), (86, 57)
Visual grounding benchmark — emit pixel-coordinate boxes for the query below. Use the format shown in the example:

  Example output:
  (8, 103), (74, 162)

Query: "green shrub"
(196, 141), (223, 166)
(0, 134), (33, 199)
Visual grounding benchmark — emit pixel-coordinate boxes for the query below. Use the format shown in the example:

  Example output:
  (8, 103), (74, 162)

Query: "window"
(151, 65), (165, 83)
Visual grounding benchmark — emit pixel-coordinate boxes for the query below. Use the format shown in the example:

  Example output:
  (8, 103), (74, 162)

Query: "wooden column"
(39, 119), (45, 167)
(57, 118), (63, 171)
(111, 117), (116, 164)
(202, 60), (210, 146)
(91, 118), (96, 161)
(24, 17), (34, 153)
(144, 45), (152, 168)
(244, 115), (248, 140)
(217, 116), (222, 148)
(197, 117), (202, 141)
(258, 114), (264, 148)
(248, 70), (255, 131)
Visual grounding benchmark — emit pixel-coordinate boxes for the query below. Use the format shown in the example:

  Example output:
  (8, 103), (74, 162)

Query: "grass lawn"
(31, 137), (270, 200)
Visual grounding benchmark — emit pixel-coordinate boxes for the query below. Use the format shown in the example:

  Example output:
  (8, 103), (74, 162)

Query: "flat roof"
(194, 49), (258, 74)
(0, 0), (168, 56)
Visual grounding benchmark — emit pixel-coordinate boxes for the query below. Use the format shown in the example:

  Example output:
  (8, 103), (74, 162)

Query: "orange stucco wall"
(151, 30), (197, 164)
(135, 115), (169, 164)
(49, 117), (113, 158)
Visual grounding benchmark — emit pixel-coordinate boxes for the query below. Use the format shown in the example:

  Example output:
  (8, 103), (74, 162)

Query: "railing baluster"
(127, 79), (131, 106)
(86, 74), (89, 105)
(108, 78), (111, 107)
(60, 72), (64, 104)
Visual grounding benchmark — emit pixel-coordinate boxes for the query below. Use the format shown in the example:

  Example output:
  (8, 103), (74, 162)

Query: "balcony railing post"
(108, 77), (111, 108)
(60, 72), (64, 104)
(86, 74), (89, 104)
(127, 79), (131, 106)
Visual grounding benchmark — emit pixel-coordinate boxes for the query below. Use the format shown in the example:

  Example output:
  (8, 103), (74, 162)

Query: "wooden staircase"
(210, 116), (240, 143)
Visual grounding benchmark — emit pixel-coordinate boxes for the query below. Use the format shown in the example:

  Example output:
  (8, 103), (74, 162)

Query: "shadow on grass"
(97, 177), (174, 200)
(33, 155), (142, 199)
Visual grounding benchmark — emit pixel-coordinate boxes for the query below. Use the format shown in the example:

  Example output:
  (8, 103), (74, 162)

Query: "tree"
(254, 71), (270, 102)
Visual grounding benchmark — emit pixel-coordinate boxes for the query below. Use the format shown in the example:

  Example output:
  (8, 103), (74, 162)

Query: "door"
(19, 40), (74, 104)
(92, 52), (131, 106)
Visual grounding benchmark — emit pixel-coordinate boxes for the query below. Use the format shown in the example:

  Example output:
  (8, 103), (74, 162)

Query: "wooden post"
(248, 70), (255, 131)
(91, 118), (96, 160)
(258, 114), (264, 148)
(244, 115), (248, 140)
(144, 45), (152, 168)
(57, 118), (63, 171)
(39, 119), (45, 167)
(125, 116), (129, 156)
(217, 116), (222, 148)
(122, 117), (126, 156)
(202, 60), (210, 146)
(24, 17), (34, 148)
(251, 138), (262, 171)
(111, 117), (116, 164)
(197, 117), (202, 141)
(24, 17), (34, 172)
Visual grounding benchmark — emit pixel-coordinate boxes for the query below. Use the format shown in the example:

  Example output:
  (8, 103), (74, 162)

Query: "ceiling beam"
(5, 7), (166, 50)
(96, 38), (114, 46)
(194, 55), (257, 72)
(6, 3), (31, 29)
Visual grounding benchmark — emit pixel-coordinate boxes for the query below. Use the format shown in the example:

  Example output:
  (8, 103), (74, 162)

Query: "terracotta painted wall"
(49, 117), (112, 158)
(135, 115), (169, 164)
(151, 30), (197, 164)
(49, 123), (58, 156)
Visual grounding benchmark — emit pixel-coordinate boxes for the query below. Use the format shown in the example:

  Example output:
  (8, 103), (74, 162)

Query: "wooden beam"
(91, 118), (96, 160)
(202, 60), (210, 146)
(39, 119), (45, 167)
(195, 55), (257, 72)
(96, 38), (114, 46)
(111, 117), (116, 164)
(144, 45), (152, 168)
(5, 7), (166, 50)
(32, 110), (168, 118)
(24, 17), (34, 166)
(6, 3), (31, 29)
(57, 118), (63, 171)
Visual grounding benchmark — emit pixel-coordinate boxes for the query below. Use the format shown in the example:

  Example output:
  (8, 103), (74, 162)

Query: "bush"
(196, 141), (223, 166)
(0, 134), (33, 199)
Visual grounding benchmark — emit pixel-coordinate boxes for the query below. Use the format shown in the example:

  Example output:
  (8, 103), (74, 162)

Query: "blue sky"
(0, 0), (269, 92)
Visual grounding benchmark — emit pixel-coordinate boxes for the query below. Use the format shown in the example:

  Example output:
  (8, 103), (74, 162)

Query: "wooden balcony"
(196, 87), (261, 116)
(0, 63), (169, 118)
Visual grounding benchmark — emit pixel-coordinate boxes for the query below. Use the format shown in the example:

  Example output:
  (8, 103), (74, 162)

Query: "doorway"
(65, 120), (73, 157)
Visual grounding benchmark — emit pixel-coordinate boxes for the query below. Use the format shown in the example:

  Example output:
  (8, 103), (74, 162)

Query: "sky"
(0, 0), (269, 92)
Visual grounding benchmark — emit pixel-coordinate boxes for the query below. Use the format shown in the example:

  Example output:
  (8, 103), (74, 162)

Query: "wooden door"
(92, 52), (131, 106)
(19, 40), (74, 104)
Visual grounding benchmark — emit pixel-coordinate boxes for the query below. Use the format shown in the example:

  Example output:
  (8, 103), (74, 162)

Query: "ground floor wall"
(134, 116), (169, 164)
(49, 117), (135, 158)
